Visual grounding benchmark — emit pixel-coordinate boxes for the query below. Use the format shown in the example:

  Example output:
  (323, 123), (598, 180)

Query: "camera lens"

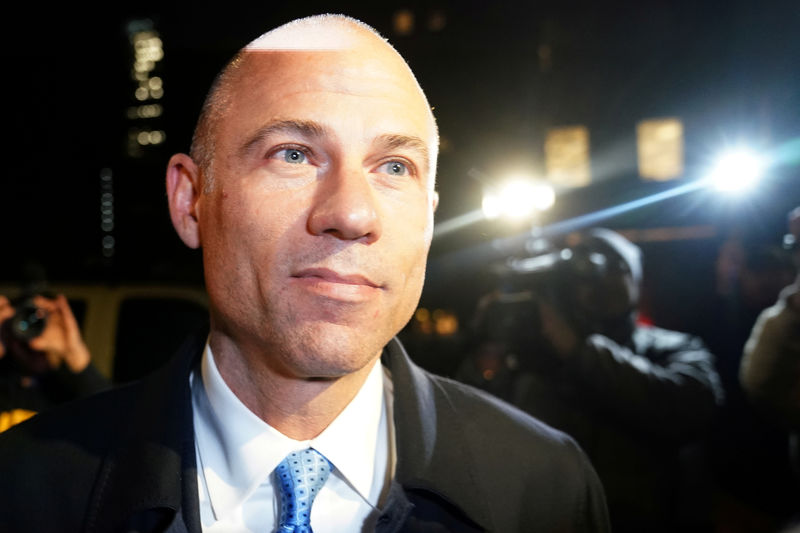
(10, 301), (47, 341)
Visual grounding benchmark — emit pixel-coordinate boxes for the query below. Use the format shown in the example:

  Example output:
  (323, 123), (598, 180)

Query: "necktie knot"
(275, 448), (333, 533)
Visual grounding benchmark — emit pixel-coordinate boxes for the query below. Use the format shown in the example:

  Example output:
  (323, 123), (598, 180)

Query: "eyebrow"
(240, 119), (326, 157)
(374, 134), (431, 173)
(240, 119), (431, 171)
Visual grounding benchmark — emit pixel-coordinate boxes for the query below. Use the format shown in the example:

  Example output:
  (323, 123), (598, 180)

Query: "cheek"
(223, 190), (302, 247)
(393, 233), (433, 319)
(387, 190), (434, 241)
(626, 279), (639, 303)
(377, 201), (432, 316)
(387, 205), (433, 279)
(201, 193), (292, 283)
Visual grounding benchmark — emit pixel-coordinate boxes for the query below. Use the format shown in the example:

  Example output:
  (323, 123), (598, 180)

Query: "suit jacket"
(0, 327), (609, 532)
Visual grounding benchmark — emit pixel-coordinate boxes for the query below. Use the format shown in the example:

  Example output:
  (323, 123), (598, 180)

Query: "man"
(0, 14), (609, 532)
(739, 205), (800, 523)
(698, 221), (799, 532)
(740, 206), (800, 435)
(499, 228), (723, 532)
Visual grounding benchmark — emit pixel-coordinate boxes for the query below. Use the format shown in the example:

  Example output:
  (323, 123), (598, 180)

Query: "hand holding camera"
(0, 294), (90, 374)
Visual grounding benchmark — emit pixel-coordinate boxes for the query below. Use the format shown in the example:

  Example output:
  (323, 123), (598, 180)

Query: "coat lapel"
(86, 328), (207, 533)
(384, 337), (492, 531)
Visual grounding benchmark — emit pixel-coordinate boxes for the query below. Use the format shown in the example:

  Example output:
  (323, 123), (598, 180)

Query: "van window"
(66, 298), (87, 330)
(113, 297), (208, 383)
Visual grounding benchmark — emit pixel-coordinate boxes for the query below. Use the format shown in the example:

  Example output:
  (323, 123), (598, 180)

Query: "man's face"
(195, 45), (438, 380)
(573, 249), (638, 323)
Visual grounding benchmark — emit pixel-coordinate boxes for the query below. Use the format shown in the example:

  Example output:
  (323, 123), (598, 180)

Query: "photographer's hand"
(28, 295), (91, 373)
(539, 299), (581, 358)
(0, 295), (14, 358)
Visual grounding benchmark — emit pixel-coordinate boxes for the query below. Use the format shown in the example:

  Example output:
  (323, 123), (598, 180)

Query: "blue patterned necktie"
(275, 448), (333, 533)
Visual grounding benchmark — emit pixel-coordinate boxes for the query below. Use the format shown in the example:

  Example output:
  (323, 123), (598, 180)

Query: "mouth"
(291, 267), (383, 301)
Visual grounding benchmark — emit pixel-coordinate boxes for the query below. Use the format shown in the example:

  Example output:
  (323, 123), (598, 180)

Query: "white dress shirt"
(190, 342), (395, 533)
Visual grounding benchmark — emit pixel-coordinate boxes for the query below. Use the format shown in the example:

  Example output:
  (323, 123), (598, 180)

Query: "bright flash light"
(707, 149), (766, 192)
(482, 178), (556, 220)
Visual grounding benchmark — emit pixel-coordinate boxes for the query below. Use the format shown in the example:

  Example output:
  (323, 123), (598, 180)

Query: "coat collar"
(87, 328), (206, 533)
(383, 337), (493, 530)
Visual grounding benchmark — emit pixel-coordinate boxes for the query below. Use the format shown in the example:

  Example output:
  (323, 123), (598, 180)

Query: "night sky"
(2, 0), (799, 325)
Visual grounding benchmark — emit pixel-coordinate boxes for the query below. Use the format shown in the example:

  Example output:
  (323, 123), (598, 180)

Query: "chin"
(279, 323), (387, 379)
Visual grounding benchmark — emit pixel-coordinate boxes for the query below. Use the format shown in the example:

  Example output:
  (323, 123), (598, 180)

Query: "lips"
(293, 267), (380, 287)
(291, 267), (383, 301)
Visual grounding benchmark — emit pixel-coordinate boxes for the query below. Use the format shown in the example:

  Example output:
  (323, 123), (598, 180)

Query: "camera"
(1, 264), (52, 348)
(474, 236), (621, 356)
(503, 237), (623, 294)
(8, 295), (48, 341)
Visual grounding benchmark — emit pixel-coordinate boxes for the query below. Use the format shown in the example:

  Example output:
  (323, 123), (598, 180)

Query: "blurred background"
(1, 0), (799, 364)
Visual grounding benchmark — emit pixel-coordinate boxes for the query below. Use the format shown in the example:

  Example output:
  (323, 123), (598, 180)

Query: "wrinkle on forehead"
(232, 49), (437, 146)
(238, 50), (420, 98)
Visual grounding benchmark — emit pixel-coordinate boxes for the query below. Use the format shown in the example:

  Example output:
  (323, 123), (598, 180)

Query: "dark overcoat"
(0, 328), (609, 532)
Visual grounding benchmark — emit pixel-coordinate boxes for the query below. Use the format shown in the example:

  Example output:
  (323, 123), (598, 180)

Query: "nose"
(307, 164), (382, 243)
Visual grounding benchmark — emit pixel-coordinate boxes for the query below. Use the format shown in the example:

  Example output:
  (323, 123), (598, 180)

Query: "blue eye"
(383, 161), (408, 176)
(278, 148), (307, 164)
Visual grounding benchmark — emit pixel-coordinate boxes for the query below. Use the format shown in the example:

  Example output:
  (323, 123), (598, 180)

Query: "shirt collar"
(311, 352), (386, 503)
(192, 342), (386, 520)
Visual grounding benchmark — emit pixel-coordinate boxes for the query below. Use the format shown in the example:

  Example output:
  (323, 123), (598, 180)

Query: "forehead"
(221, 48), (437, 144)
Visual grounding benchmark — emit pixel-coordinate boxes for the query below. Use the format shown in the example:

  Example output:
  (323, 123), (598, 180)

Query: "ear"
(166, 153), (203, 249)
(431, 190), (440, 212)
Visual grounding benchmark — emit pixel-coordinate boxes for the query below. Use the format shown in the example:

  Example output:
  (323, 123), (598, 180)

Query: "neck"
(208, 331), (380, 440)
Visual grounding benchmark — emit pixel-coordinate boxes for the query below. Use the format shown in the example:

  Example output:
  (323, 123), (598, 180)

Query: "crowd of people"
(454, 215), (800, 533)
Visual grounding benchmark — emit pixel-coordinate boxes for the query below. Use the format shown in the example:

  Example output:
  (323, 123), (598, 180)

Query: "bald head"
(245, 14), (388, 51)
(189, 14), (438, 191)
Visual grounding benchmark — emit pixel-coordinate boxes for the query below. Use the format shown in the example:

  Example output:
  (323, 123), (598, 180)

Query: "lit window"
(545, 126), (591, 187)
(393, 9), (414, 35)
(637, 117), (684, 181)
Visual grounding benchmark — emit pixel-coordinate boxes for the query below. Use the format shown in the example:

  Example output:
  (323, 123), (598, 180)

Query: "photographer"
(0, 293), (109, 432)
(500, 228), (724, 532)
(740, 206), (800, 430)
(739, 206), (800, 482)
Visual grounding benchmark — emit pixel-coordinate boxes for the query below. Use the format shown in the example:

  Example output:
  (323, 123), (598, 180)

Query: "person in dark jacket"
(497, 228), (724, 532)
(0, 14), (609, 532)
(737, 206), (800, 531)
